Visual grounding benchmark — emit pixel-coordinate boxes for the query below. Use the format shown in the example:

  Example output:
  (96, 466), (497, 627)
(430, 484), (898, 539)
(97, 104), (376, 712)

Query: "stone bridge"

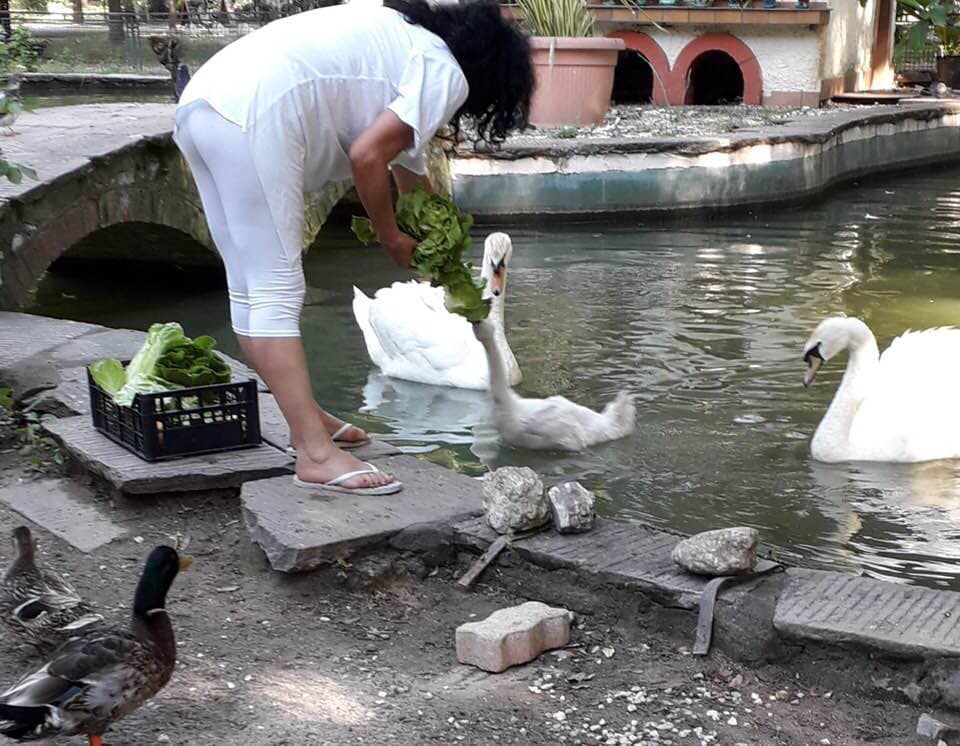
(0, 104), (370, 309)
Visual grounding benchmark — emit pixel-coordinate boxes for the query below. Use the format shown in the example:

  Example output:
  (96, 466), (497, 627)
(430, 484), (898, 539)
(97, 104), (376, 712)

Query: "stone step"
(43, 415), (292, 495)
(774, 568), (960, 658)
(0, 478), (128, 552)
(242, 454), (483, 573)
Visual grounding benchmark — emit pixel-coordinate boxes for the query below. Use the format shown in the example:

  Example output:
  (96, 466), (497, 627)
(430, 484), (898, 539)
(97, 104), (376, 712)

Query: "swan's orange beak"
(803, 356), (822, 387)
(488, 264), (506, 297)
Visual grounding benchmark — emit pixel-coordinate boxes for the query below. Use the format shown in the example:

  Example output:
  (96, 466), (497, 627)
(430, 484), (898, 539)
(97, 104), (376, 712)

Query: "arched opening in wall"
(685, 50), (744, 105)
(612, 49), (654, 104)
(31, 223), (229, 328)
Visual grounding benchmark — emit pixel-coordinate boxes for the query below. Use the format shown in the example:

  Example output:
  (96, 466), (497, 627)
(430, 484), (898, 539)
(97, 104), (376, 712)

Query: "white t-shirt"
(177, 3), (469, 251)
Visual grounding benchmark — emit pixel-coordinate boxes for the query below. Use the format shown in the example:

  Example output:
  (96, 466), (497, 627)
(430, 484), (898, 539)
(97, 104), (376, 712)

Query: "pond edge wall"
(450, 102), (960, 221)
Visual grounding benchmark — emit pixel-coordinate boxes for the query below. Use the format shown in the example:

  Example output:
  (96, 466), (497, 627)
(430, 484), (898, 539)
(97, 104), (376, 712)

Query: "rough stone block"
(455, 601), (573, 673)
(482, 466), (548, 535)
(672, 527), (759, 577)
(243, 455), (482, 572)
(547, 481), (595, 534)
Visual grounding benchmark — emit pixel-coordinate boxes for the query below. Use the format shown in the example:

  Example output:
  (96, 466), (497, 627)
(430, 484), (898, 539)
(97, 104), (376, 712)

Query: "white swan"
(802, 316), (960, 463)
(472, 319), (636, 451)
(352, 232), (520, 390)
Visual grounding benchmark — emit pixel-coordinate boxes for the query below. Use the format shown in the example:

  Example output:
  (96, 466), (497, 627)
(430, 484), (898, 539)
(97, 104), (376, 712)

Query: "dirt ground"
(0, 410), (944, 746)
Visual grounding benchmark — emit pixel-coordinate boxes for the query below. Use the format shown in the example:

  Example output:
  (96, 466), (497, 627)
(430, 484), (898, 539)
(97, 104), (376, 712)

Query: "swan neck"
(477, 327), (515, 404)
(813, 331), (879, 458)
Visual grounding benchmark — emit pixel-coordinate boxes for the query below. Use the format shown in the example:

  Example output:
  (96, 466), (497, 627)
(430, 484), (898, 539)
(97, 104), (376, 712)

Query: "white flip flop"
(287, 423), (371, 457)
(293, 462), (402, 496)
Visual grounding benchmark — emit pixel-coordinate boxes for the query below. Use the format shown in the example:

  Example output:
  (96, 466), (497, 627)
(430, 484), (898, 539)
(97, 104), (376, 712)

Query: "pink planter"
(528, 37), (626, 128)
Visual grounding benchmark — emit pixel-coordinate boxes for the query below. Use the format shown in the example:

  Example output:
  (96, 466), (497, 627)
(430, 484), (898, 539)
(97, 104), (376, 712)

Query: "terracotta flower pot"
(527, 37), (626, 128)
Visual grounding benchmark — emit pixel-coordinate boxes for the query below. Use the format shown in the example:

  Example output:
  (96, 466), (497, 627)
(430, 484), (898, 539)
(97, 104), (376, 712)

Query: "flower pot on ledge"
(527, 37), (626, 128)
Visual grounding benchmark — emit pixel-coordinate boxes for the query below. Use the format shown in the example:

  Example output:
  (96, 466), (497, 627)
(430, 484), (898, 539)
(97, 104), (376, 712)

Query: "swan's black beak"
(803, 344), (823, 387)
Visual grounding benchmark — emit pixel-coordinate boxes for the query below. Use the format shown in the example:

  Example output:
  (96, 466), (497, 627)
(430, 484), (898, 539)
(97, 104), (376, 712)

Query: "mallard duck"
(0, 74), (23, 136)
(1, 526), (103, 654)
(0, 544), (191, 746)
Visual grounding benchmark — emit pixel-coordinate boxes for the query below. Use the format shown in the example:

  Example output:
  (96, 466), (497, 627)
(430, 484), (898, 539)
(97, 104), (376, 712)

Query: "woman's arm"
(392, 165), (432, 194)
(349, 110), (419, 267)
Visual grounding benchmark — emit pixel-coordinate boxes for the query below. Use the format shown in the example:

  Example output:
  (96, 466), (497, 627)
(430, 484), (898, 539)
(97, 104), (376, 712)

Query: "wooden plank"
(457, 536), (509, 590)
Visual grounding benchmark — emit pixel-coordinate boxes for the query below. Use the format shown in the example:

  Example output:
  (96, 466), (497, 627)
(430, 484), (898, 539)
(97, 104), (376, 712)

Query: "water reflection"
(28, 165), (960, 589)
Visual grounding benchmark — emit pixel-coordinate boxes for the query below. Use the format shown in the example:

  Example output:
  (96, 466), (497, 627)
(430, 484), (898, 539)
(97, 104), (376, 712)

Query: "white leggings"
(174, 102), (305, 337)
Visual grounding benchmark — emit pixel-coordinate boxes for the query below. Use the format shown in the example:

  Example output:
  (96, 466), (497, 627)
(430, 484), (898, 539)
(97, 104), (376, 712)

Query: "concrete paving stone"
(242, 454), (483, 573)
(0, 478), (128, 552)
(456, 601), (573, 673)
(42, 416), (292, 495)
(774, 568), (960, 658)
(454, 516), (778, 609)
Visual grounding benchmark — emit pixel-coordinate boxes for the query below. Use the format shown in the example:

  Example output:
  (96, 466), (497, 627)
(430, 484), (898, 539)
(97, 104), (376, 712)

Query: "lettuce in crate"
(89, 322), (232, 409)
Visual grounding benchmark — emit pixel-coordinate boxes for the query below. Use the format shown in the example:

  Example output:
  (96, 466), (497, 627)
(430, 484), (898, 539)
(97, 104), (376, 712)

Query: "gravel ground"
(513, 103), (869, 141)
(0, 409), (949, 745)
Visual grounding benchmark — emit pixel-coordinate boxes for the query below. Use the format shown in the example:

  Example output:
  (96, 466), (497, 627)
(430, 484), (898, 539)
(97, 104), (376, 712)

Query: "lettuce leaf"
(352, 187), (490, 321)
(91, 323), (232, 407)
(89, 359), (126, 396)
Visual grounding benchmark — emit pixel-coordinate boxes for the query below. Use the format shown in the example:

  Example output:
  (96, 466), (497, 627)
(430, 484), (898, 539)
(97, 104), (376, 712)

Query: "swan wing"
(509, 396), (596, 450)
(364, 282), (480, 383)
(851, 327), (960, 461)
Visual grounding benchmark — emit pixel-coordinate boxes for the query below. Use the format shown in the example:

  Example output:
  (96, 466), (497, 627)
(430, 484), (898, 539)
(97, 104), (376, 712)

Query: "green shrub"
(0, 27), (41, 72)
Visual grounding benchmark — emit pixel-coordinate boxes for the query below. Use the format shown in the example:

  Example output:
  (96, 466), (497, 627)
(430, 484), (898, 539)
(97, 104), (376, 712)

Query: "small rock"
(918, 713), (960, 744)
(671, 527), (759, 576)
(455, 601), (573, 673)
(482, 467), (549, 535)
(547, 481), (596, 534)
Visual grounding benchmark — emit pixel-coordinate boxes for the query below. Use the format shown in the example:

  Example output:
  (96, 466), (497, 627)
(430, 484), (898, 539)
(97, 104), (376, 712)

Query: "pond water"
(24, 92), (171, 110)
(30, 165), (960, 589)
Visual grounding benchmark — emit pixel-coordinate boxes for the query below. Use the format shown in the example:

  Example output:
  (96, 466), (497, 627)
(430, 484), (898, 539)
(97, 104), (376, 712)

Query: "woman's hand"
(380, 228), (417, 268)
(350, 111), (422, 270)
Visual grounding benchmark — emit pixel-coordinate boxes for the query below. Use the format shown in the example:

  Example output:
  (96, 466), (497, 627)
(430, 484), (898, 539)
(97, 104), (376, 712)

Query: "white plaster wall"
(821, 0), (880, 82)
(642, 26), (821, 92)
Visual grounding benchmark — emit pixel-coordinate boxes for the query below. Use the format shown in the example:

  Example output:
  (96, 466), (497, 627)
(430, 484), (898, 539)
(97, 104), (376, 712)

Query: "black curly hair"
(383, 0), (534, 148)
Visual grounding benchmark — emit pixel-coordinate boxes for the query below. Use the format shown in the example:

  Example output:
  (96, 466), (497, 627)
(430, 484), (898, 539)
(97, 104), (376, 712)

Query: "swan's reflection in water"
(359, 371), (499, 461)
(808, 460), (960, 585)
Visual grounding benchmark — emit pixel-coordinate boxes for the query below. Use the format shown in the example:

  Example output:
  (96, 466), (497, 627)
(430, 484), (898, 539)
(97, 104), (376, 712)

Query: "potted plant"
(517, 0), (626, 127)
(900, 0), (960, 87)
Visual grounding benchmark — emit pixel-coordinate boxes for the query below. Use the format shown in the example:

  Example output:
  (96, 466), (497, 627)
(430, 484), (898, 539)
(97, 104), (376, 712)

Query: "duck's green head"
(133, 545), (192, 617)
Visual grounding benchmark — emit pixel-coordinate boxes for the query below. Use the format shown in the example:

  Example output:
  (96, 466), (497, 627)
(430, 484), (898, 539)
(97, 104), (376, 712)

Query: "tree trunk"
(107, 0), (125, 42)
(0, 0), (11, 40)
(72, 0), (83, 23)
(168, 0), (177, 32)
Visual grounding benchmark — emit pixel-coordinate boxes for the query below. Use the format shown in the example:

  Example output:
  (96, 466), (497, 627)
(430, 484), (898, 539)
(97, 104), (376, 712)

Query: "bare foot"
(295, 446), (395, 490)
(316, 408), (369, 444)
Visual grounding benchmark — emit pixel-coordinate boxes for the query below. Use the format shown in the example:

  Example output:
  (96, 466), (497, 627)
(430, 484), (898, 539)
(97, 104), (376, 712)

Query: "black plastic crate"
(87, 364), (261, 462)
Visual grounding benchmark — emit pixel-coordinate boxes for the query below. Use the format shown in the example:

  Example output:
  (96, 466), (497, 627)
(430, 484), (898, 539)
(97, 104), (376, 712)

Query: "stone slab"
(0, 312), (100, 372)
(42, 327), (147, 368)
(42, 416), (292, 495)
(242, 454), (483, 573)
(454, 515), (778, 609)
(0, 478), (127, 552)
(774, 568), (960, 658)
